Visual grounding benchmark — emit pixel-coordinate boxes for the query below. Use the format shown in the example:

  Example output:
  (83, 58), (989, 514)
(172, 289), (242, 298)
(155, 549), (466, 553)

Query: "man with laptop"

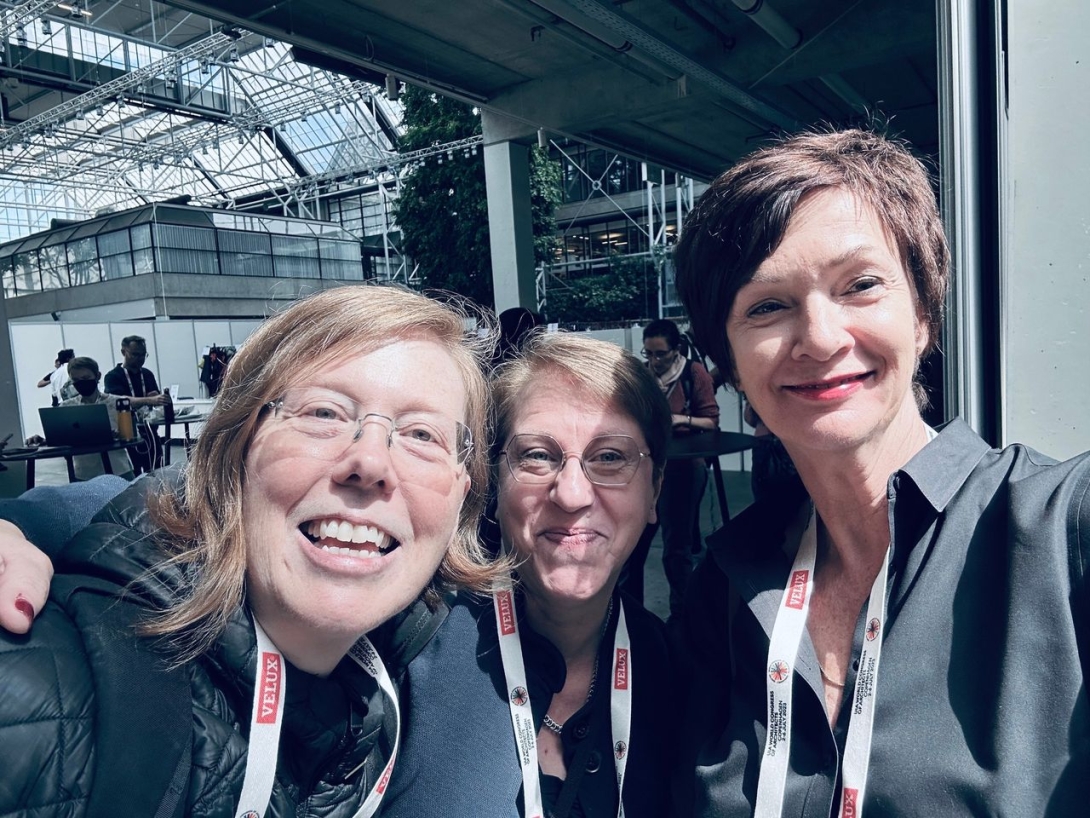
(46, 356), (134, 480)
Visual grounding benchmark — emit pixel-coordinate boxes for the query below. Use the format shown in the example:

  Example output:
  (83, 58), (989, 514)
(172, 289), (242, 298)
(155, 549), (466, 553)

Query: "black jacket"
(0, 473), (443, 817)
(382, 590), (682, 818)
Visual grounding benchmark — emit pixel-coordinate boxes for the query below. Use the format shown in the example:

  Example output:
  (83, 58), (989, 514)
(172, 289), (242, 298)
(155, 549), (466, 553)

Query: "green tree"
(392, 86), (560, 308)
(542, 255), (657, 324)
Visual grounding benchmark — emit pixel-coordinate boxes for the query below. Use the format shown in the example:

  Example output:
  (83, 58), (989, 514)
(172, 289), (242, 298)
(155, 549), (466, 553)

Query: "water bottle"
(163, 387), (175, 425)
(116, 397), (135, 441)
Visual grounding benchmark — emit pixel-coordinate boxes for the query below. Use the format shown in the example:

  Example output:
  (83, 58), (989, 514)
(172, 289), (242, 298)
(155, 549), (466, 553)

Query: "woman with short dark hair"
(673, 128), (1090, 817)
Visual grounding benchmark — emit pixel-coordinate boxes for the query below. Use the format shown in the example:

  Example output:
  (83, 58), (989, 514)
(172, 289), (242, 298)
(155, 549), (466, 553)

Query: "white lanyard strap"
(124, 367), (147, 397)
(493, 578), (545, 818)
(753, 510), (891, 818)
(838, 550), (889, 818)
(492, 581), (632, 818)
(235, 616), (401, 818)
(235, 617), (288, 818)
(753, 510), (817, 818)
(610, 601), (632, 818)
(346, 635), (402, 817)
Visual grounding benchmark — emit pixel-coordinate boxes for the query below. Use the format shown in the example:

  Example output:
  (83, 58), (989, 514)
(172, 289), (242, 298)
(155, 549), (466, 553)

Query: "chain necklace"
(541, 596), (614, 736)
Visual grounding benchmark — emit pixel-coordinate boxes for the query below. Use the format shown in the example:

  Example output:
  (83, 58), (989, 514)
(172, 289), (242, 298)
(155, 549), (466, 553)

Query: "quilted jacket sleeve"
(0, 603), (95, 817)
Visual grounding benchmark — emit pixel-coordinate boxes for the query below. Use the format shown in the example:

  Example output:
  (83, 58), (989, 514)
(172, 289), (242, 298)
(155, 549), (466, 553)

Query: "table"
(149, 410), (212, 465)
(667, 430), (757, 522)
(0, 438), (144, 491)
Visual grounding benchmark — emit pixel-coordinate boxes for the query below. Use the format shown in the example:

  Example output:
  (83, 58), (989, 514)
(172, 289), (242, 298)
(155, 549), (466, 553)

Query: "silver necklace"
(542, 596), (613, 736)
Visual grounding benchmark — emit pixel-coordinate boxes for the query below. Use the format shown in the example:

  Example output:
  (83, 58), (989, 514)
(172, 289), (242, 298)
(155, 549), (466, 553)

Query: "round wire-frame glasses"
(501, 432), (650, 486)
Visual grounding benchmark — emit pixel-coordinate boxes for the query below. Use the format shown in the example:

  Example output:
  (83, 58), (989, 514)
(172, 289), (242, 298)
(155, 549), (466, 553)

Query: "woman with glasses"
(0, 285), (501, 817)
(380, 331), (681, 818)
(630, 318), (719, 616)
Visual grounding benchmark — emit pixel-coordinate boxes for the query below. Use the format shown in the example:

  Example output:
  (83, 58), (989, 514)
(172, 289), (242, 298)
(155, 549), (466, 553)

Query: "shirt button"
(852, 659), (860, 671)
(585, 751), (601, 774)
(573, 724), (589, 740)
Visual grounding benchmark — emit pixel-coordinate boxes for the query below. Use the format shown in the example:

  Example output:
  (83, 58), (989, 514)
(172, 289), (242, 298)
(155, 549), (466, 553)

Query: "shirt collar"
(896, 418), (991, 512)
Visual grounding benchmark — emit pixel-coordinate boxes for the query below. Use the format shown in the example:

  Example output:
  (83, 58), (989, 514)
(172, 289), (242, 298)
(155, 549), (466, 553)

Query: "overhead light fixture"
(96, 104), (105, 116)
(75, 109), (85, 120)
(57, 1), (91, 19)
(15, 24), (26, 47)
(385, 74), (399, 101)
(200, 57), (211, 75)
(538, 128), (548, 149)
(41, 19), (52, 35)
(228, 45), (240, 63)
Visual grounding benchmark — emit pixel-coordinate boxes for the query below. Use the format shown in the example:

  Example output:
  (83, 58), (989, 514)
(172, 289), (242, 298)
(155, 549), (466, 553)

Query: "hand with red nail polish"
(0, 519), (53, 635)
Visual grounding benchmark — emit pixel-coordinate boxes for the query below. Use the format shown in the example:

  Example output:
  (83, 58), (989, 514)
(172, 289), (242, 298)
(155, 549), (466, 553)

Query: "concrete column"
(482, 111), (537, 313)
(1002, 0), (1090, 458)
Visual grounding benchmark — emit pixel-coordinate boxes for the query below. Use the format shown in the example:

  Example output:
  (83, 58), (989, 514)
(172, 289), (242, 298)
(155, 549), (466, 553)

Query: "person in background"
(36, 348), (75, 406)
(673, 127), (1090, 816)
(57, 356), (135, 480)
(104, 335), (170, 469)
(104, 335), (169, 410)
(624, 318), (718, 615)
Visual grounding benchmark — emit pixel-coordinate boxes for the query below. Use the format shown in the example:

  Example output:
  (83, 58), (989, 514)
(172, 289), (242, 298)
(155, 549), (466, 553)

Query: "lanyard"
(753, 509), (890, 818)
(234, 616), (400, 818)
(124, 367), (148, 398)
(492, 580), (632, 818)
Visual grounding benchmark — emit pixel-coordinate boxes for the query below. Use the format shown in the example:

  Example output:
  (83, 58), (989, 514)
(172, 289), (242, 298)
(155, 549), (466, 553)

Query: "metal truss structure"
(535, 138), (694, 319)
(0, 2), (428, 244)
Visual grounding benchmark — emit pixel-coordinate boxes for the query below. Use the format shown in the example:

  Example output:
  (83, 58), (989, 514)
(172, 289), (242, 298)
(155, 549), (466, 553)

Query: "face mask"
(73, 380), (99, 397)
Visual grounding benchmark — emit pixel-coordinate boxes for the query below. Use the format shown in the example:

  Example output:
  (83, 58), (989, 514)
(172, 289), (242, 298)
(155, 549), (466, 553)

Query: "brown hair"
(67, 356), (100, 377)
(491, 331), (672, 481)
(144, 284), (502, 660)
(674, 127), (949, 387)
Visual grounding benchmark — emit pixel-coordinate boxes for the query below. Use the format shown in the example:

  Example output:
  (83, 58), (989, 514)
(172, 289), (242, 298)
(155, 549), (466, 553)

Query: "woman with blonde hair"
(381, 331), (682, 818)
(0, 284), (501, 816)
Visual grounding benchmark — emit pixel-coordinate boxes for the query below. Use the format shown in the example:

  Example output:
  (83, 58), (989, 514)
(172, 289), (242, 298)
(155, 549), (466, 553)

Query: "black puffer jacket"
(0, 473), (444, 817)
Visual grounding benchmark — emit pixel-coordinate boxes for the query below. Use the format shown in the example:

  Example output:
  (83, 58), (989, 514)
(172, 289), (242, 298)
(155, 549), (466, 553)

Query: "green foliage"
(543, 255), (657, 324)
(392, 86), (561, 308)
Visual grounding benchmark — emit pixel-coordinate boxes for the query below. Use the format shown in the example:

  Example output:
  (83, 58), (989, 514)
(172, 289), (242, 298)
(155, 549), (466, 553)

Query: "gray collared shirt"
(679, 418), (1090, 817)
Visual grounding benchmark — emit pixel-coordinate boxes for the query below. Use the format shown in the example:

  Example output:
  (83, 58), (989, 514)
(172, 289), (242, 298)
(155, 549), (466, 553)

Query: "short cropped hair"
(674, 127), (949, 386)
(121, 335), (146, 349)
(146, 284), (501, 661)
(67, 356), (99, 377)
(642, 318), (681, 349)
(491, 332), (672, 481)
(57, 349), (75, 364)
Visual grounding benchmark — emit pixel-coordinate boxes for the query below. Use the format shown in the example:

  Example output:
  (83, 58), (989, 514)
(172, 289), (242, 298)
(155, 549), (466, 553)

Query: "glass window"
(131, 224), (152, 251)
(1, 261), (16, 298)
(67, 237), (102, 286)
(102, 253), (134, 280)
(39, 244), (69, 290)
(13, 251), (41, 293)
(133, 247), (155, 275)
(155, 224), (216, 251)
(157, 248), (219, 275)
(271, 235), (320, 278)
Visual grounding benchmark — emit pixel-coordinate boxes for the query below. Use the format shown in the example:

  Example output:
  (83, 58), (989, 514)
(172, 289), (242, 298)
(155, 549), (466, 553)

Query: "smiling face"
(497, 374), (659, 607)
(240, 338), (471, 665)
(726, 187), (927, 458)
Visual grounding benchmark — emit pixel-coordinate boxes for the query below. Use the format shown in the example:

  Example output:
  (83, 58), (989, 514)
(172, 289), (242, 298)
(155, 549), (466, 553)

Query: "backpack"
(50, 573), (193, 818)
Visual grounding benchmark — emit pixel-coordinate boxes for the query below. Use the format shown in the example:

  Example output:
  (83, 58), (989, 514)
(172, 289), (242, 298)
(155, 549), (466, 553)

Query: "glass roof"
(0, 13), (404, 244)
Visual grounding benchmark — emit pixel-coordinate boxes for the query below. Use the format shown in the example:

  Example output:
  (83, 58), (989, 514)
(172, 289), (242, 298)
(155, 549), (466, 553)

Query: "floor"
(5, 448), (753, 624)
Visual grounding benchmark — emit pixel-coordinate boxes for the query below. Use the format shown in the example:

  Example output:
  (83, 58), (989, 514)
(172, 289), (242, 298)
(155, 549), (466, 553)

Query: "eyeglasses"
(501, 433), (650, 486)
(640, 349), (675, 360)
(265, 387), (472, 470)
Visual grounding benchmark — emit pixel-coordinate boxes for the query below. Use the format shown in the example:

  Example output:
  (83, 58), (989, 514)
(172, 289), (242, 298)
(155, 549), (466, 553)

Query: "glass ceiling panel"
(0, 18), (404, 243)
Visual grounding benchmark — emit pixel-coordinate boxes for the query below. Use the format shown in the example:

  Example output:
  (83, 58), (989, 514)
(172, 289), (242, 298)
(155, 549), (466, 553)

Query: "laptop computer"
(39, 404), (115, 447)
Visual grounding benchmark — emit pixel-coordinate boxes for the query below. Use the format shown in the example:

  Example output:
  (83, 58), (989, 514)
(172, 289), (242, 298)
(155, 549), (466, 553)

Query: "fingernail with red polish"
(15, 594), (35, 623)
